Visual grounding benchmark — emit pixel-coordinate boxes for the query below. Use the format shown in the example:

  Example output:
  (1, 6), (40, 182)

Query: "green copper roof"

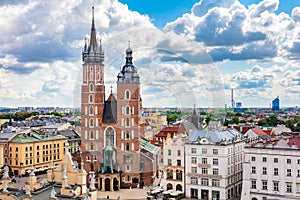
(10, 132), (65, 143)
(140, 138), (160, 154)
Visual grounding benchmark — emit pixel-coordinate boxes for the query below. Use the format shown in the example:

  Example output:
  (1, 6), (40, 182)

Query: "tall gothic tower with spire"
(81, 6), (105, 170)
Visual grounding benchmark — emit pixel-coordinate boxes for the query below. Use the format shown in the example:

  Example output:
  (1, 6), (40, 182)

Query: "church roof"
(102, 94), (117, 124)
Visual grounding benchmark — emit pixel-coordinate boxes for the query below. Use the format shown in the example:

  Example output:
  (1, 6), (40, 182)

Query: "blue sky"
(0, 0), (300, 108)
(119, 0), (300, 28)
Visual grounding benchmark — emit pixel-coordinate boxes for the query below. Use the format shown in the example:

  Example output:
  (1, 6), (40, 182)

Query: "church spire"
(89, 6), (97, 53)
(193, 104), (197, 115)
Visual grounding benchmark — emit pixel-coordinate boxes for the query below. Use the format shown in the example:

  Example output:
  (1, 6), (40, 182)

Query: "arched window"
(176, 184), (182, 191)
(105, 127), (115, 146)
(125, 90), (130, 100)
(126, 131), (130, 140)
(90, 119), (94, 127)
(89, 94), (93, 103)
(125, 106), (130, 115)
(90, 66), (93, 80)
(126, 143), (130, 151)
(167, 183), (173, 190)
(90, 131), (94, 139)
(90, 84), (94, 92)
(126, 118), (130, 127)
(90, 106), (94, 115)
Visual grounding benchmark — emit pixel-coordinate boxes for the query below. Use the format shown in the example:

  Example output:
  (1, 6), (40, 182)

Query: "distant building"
(57, 129), (81, 154)
(185, 129), (244, 199)
(191, 105), (199, 129)
(244, 127), (271, 142)
(242, 136), (300, 200)
(272, 97), (280, 112)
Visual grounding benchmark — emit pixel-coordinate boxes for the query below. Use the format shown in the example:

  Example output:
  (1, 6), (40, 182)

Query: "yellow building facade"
(0, 142), (4, 168)
(8, 130), (66, 175)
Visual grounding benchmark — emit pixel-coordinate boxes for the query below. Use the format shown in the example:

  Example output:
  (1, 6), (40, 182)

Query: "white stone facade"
(242, 137), (300, 200)
(185, 129), (244, 200)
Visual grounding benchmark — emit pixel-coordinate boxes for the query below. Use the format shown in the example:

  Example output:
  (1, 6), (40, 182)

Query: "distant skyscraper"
(272, 96), (280, 112)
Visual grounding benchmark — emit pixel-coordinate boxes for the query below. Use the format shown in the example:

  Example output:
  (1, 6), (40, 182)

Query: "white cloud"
(164, 0), (300, 62)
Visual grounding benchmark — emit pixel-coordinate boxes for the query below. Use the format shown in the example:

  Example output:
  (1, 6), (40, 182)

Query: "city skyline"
(0, 0), (300, 108)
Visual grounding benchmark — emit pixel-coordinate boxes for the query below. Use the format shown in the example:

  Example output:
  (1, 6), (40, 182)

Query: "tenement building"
(242, 135), (300, 200)
(8, 129), (66, 176)
(185, 128), (244, 200)
(163, 133), (186, 192)
(80, 7), (155, 190)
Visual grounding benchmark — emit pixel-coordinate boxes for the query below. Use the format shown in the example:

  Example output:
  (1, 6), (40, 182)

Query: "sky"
(0, 0), (300, 109)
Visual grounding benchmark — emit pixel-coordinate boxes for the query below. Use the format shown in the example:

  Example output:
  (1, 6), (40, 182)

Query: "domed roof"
(126, 47), (132, 53)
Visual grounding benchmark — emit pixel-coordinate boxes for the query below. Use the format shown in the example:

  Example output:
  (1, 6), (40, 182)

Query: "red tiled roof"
(252, 127), (269, 137)
(149, 140), (163, 147)
(288, 137), (300, 148)
(161, 126), (179, 132)
(263, 129), (272, 136)
(155, 126), (179, 138)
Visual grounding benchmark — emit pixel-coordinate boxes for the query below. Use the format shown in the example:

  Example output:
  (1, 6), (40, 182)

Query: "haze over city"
(0, 0), (300, 108)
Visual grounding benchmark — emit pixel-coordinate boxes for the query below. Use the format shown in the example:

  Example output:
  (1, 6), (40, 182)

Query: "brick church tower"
(80, 7), (156, 190)
(80, 6), (105, 171)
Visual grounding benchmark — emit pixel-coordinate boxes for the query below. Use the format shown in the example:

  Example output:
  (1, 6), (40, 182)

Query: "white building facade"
(242, 136), (300, 200)
(163, 134), (186, 192)
(185, 129), (244, 200)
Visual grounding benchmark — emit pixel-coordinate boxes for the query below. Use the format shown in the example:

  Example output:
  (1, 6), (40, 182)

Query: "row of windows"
(251, 166), (300, 177)
(85, 142), (135, 151)
(87, 90), (131, 102)
(191, 157), (219, 165)
(228, 163), (243, 174)
(251, 156), (300, 164)
(84, 65), (101, 82)
(166, 170), (183, 180)
(167, 159), (182, 166)
(251, 180), (300, 193)
(86, 105), (135, 116)
(167, 149), (182, 156)
(190, 177), (220, 186)
(9, 155), (60, 166)
(190, 167), (219, 175)
(190, 148), (219, 155)
(9, 143), (62, 152)
(85, 129), (134, 141)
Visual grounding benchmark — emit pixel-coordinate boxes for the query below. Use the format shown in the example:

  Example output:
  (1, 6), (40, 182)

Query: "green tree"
(229, 117), (240, 124)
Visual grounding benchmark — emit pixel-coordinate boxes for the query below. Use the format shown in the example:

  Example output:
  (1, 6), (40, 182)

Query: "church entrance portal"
(105, 178), (111, 191)
(113, 178), (119, 190)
